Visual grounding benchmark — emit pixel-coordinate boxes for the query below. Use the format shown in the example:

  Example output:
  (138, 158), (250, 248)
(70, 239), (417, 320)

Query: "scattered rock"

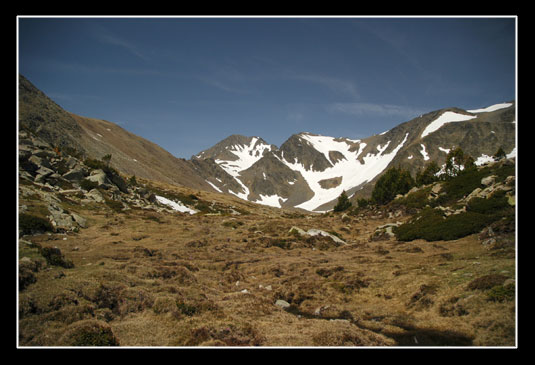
(275, 299), (291, 309)
(481, 175), (497, 186)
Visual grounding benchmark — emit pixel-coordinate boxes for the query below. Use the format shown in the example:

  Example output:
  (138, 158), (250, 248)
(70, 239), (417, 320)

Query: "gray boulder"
(85, 188), (105, 203)
(63, 167), (88, 181)
(86, 169), (111, 187)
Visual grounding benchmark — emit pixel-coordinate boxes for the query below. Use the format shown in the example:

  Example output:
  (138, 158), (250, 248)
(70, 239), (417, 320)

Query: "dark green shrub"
(416, 161), (440, 186)
(467, 274), (508, 291)
(357, 198), (370, 208)
(487, 284), (515, 302)
(435, 168), (487, 206)
(333, 190), (352, 212)
(493, 147), (507, 161)
(80, 179), (99, 191)
(467, 191), (510, 215)
(19, 213), (54, 235)
(393, 186), (431, 209)
(40, 246), (74, 268)
(128, 175), (138, 186)
(176, 301), (199, 316)
(104, 197), (125, 213)
(394, 208), (494, 242)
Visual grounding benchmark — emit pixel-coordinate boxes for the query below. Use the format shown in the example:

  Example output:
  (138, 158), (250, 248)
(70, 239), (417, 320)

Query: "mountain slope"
(18, 75), (212, 191)
(18, 74), (516, 213)
(194, 103), (516, 211)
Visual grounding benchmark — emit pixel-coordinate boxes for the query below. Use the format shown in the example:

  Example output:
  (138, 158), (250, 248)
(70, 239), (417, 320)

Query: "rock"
(289, 226), (307, 236)
(275, 299), (291, 309)
(28, 155), (52, 169)
(371, 222), (402, 241)
(306, 229), (346, 245)
(107, 172), (129, 194)
(431, 183), (443, 195)
(481, 175), (497, 186)
(86, 169), (111, 187)
(85, 188), (105, 203)
(505, 175), (515, 186)
(34, 166), (55, 183)
(47, 204), (77, 231)
(63, 167), (88, 181)
(71, 212), (87, 228)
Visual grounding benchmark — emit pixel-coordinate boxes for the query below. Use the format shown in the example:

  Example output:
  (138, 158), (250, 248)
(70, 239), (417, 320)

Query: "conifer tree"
(333, 190), (352, 212)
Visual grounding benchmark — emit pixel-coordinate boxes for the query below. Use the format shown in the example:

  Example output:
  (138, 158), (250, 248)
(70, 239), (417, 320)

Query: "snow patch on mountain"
(155, 195), (198, 214)
(215, 137), (272, 200)
(281, 132), (409, 211)
(420, 144), (430, 161)
(254, 194), (288, 208)
(467, 103), (513, 114)
(215, 137), (272, 176)
(421, 111), (477, 138)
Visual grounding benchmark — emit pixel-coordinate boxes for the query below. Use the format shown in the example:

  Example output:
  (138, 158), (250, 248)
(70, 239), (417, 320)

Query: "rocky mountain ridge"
(18, 74), (516, 212)
(192, 103), (515, 211)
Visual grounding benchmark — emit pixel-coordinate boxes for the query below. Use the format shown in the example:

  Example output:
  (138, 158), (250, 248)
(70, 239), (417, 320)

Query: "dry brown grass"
(18, 181), (516, 347)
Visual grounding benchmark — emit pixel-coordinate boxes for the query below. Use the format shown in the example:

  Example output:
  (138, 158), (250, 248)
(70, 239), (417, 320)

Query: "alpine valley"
(19, 75), (516, 212)
(17, 75), (517, 347)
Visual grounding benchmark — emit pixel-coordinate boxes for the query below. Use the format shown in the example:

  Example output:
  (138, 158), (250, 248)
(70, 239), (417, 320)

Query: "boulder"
(275, 299), (291, 309)
(34, 166), (55, 183)
(481, 175), (497, 186)
(307, 229), (346, 245)
(28, 154), (52, 169)
(86, 169), (111, 188)
(85, 188), (105, 203)
(63, 167), (88, 181)
(289, 226), (307, 236)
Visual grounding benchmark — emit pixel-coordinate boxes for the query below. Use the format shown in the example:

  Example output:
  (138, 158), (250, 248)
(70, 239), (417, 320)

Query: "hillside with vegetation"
(18, 125), (516, 347)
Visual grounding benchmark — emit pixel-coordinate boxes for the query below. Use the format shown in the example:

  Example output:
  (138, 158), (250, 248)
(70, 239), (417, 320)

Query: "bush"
(467, 191), (510, 215)
(19, 214), (54, 235)
(80, 178), (99, 191)
(333, 190), (352, 212)
(467, 274), (508, 291)
(441, 147), (475, 179)
(40, 246), (74, 268)
(394, 208), (495, 242)
(487, 284), (515, 302)
(416, 161), (440, 186)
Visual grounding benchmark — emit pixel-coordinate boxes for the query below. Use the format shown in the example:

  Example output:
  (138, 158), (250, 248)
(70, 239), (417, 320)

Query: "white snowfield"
(208, 102), (515, 212)
(254, 194), (288, 208)
(421, 111), (477, 138)
(155, 195), (198, 215)
(215, 137), (272, 200)
(278, 132), (409, 211)
(467, 102), (513, 114)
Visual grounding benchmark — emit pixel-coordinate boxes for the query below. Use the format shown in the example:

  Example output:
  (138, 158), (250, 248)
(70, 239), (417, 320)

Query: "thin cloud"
(328, 102), (427, 119)
(290, 73), (360, 99)
(90, 23), (150, 62)
(198, 76), (252, 94)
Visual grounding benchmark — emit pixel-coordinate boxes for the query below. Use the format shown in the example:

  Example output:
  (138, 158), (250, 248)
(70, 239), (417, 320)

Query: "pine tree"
(493, 147), (507, 161)
(416, 161), (440, 186)
(371, 166), (415, 205)
(333, 190), (352, 212)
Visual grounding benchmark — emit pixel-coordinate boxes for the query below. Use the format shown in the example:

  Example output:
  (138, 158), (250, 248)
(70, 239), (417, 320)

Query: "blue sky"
(18, 16), (516, 159)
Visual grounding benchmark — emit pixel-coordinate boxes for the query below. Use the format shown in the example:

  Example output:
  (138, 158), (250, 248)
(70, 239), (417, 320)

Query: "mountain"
(18, 74), (516, 212)
(18, 75), (212, 191)
(193, 104), (516, 212)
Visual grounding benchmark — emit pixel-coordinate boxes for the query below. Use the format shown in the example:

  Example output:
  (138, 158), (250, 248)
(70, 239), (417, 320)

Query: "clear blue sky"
(18, 16), (516, 159)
